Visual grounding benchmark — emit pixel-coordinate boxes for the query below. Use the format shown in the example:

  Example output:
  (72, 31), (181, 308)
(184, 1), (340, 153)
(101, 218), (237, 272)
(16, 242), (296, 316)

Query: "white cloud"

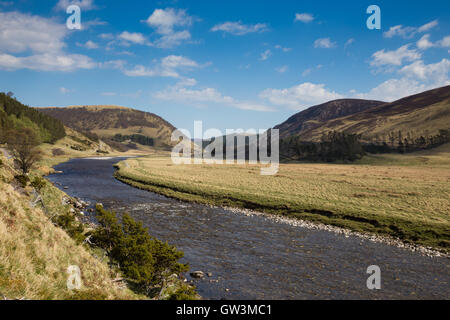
(176, 78), (197, 87)
(371, 45), (421, 67)
(161, 55), (199, 69)
(345, 38), (355, 48)
(439, 35), (450, 47)
(353, 78), (427, 101)
(99, 33), (114, 39)
(314, 38), (336, 49)
(123, 55), (203, 78)
(383, 25), (416, 39)
(60, 87), (73, 94)
(123, 65), (178, 77)
(260, 49), (272, 61)
(416, 34), (450, 50)
(294, 13), (314, 23)
(211, 21), (268, 35)
(0, 53), (96, 71)
(260, 83), (343, 110)
(0, 11), (96, 71)
(384, 20), (438, 38)
(417, 34), (434, 50)
(118, 31), (148, 45)
(100, 59), (127, 70)
(275, 65), (288, 73)
(77, 40), (99, 49)
(144, 8), (193, 48)
(145, 8), (192, 34)
(154, 86), (274, 112)
(154, 30), (192, 48)
(418, 20), (439, 32)
(355, 59), (449, 101)
(0, 11), (66, 54)
(399, 58), (450, 81)
(55, 0), (95, 11)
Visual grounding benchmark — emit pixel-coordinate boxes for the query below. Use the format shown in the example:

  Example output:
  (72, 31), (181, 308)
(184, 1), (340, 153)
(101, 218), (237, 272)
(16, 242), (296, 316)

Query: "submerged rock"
(190, 271), (205, 279)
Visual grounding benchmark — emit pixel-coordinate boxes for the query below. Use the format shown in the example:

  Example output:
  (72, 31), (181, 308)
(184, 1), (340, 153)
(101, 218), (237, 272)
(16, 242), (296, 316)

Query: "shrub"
(91, 205), (189, 296)
(52, 148), (65, 156)
(15, 174), (29, 188)
(54, 212), (85, 244)
(31, 176), (46, 192)
(167, 283), (198, 300)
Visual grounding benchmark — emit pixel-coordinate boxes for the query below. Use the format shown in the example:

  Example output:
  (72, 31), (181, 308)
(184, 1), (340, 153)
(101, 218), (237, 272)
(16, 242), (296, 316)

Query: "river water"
(47, 157), (450, 300)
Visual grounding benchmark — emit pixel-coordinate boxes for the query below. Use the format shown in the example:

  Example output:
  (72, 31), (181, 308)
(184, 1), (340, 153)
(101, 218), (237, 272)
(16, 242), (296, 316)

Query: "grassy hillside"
(275, 99), (384, 139)
(276, 86), (450, 144)
(0, 152), (139, 300)
(0, 93), (65, 143)
(114, 148), (450, 253)
(38, 105), (176, 151)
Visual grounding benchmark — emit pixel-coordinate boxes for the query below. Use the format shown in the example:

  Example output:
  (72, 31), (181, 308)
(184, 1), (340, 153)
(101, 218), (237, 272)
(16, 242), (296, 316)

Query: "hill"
(275, 86), (450, 144)
(275, 99), (385, 140)
(0, 93), (66, 143)
(38, 105), (177, 151)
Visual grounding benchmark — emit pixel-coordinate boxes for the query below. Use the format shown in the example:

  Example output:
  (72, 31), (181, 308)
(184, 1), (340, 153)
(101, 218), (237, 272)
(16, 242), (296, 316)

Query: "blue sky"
(0, 0), (449, 134)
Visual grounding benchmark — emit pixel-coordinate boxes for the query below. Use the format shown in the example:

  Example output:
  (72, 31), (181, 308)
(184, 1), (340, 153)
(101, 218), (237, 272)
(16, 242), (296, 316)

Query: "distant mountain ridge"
(275, 86), (450, 143)
(275, 99), (385, 139)
(39, 105), (176, 150)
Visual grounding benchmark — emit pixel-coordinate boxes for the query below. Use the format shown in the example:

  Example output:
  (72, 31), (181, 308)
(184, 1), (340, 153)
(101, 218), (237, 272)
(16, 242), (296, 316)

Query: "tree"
(91, 205), (189, 295)
(6, 128), (41, 174)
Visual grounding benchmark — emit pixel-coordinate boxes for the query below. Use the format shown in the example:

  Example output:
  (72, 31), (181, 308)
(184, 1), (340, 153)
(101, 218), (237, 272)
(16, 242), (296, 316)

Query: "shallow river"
(47, 157), (449, 299)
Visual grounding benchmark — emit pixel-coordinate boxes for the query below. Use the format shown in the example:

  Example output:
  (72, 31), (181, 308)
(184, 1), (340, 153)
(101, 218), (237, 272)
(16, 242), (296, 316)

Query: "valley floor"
(114, 145), (450, 253)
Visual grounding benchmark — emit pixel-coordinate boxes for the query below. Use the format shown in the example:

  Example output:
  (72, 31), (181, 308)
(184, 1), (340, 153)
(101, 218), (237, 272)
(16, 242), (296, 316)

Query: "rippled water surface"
(47, 158), (450, 299)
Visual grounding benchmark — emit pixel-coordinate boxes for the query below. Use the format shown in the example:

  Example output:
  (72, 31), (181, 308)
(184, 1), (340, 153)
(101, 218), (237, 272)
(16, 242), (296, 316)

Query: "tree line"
(112, 133), (155, 146)
(364, 129), (450, 154)
(0, 92), (66, 143)
(280, 131), (365, 162)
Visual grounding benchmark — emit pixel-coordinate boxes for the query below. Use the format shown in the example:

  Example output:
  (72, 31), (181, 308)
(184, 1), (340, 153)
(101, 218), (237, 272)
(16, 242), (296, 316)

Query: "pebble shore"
(217, 205), (449, 259)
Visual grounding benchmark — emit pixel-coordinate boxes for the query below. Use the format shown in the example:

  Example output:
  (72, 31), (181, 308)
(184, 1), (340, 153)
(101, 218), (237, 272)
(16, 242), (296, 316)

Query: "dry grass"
(36, 127), (149, 174)
(115, 148), (450, 251)
(0, 154), (139, 300)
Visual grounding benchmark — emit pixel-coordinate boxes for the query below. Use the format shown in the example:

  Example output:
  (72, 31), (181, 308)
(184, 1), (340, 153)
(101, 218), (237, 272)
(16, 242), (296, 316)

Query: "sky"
(0, 0), (449, 134)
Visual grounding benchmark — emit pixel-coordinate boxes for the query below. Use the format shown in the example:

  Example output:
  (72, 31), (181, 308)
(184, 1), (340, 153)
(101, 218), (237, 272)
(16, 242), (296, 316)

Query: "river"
(47, 157), (450, 300)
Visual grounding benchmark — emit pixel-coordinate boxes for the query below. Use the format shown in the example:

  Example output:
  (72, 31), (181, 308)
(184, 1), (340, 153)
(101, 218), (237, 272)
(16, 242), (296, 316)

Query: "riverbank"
(114, 153), (450, 254)
(49, 157), (450, 299)
(1, 134), (197, 300)
(0, 150), (141, 299)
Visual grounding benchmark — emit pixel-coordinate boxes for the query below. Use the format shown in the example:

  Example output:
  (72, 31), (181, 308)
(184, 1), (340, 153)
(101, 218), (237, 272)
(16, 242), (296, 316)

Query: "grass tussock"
(115, 149), (450, 252)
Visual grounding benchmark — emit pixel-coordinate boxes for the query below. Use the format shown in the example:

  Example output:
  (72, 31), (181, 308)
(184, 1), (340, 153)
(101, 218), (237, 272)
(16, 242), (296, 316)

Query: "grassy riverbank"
(0, 136), (196, 299)
(114, 145), (450, 253)
(0, 151), (143, 299)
